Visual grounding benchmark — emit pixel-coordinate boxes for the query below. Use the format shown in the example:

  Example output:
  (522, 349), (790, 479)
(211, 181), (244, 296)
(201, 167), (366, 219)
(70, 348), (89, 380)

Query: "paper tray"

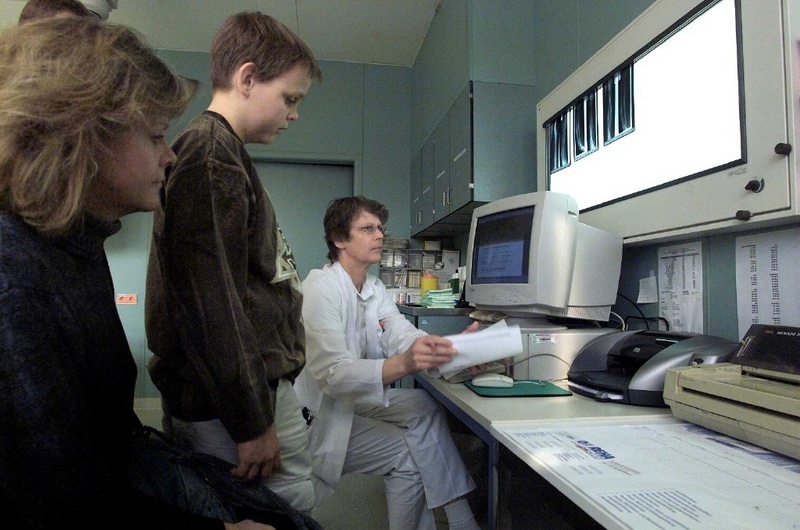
(464, 380), (572, 397)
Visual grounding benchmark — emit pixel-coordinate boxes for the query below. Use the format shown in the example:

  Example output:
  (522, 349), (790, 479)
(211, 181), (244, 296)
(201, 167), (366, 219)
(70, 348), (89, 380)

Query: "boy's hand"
(232, 425), (281, 480)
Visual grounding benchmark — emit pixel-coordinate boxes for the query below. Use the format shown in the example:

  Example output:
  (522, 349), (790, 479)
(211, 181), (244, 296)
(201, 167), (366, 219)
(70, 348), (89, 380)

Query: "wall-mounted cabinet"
(411, 81), (538, 237)
(409, 0), (542, 237)
(447, 84), (473, 216)
(432, 115), (451, 223)
(410, 153), (423, 233)
(419, 136), (436, 229)
(413, 0), (539, 153)
(432, 85), (472, 224)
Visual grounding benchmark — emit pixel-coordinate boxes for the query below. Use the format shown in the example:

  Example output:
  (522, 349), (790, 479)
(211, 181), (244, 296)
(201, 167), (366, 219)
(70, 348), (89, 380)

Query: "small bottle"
(450, 272), (460, 294)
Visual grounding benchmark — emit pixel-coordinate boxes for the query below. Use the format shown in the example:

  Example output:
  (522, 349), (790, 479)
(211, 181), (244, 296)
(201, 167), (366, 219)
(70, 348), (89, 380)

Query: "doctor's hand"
(232, 425), (282, 481)
(383, 335), (457, 384)
(403, 335), (457, 372)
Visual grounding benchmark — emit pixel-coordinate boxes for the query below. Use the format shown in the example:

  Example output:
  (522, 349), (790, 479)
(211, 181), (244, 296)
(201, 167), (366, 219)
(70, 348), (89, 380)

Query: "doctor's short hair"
(18, 0), (93, 23)
(0, 18), (197, 235)
(324, 196), (388, 263)
(209, 11), (322, 92)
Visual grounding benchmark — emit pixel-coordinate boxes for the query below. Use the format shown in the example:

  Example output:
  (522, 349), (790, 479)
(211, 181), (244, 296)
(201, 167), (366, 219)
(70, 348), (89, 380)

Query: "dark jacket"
(146, 111), (305, 443)
(0, 213), (220, 529)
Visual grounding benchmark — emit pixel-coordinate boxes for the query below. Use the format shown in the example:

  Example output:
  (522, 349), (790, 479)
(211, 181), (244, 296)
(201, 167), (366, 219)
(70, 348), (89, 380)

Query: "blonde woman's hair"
(0, 17), (197, 235)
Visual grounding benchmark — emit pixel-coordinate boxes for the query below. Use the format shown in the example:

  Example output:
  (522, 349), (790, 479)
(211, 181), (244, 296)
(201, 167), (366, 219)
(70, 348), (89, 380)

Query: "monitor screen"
(471, 206), (534, 285)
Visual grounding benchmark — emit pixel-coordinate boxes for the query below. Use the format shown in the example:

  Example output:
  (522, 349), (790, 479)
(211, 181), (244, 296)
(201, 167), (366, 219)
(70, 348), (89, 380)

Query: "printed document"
(735, 227), (800, 338)
(497, 420), (800, 529)
(438, 320), (523, 379)
(658, 241), (704, 332)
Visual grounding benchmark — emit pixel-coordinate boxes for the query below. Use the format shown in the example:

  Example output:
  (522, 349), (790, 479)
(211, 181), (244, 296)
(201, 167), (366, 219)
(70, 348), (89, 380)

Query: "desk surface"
(416, 373), (670, 432)
(416, 373), (800, 530)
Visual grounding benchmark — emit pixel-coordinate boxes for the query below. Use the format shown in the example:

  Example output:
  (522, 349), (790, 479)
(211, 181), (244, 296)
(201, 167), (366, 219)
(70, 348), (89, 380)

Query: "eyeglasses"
(356, 224), (388, 236)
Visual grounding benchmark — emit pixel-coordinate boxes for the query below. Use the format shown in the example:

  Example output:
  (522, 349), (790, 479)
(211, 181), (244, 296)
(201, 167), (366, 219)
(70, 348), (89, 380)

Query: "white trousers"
(165, 378), (315, 515)
(343, 388), (476, 530)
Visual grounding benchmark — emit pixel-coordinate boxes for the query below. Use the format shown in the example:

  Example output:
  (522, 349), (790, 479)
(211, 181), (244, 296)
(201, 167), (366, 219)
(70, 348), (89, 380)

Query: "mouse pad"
(464, 380), (572, 397)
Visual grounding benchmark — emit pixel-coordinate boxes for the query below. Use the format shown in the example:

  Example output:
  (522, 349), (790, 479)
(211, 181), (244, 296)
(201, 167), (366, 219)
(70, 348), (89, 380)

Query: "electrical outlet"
(116, 294), (137, 305)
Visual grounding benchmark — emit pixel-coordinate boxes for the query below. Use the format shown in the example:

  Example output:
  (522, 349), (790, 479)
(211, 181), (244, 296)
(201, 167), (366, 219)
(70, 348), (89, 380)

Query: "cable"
(617, 291), (646, 317)
(609, 311), (626, 330)
(624, 315), (670, 331)
(617, 291), (650, 329)
(509, 353), (572, 368)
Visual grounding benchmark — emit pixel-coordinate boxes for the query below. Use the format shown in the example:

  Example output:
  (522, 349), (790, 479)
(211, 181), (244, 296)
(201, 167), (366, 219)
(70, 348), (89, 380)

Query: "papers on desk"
(438, 320), (523, 380)
(497, 420), (800, 529)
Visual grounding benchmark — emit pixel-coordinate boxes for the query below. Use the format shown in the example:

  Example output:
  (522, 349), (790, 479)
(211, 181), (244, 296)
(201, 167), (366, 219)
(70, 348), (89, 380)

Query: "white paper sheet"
(438, 320), (523, 379)
(498, 421), (800, 529)
(658, 241), (704, 332)
(734, 227), (800, 338)
(637, 270), (658, 304)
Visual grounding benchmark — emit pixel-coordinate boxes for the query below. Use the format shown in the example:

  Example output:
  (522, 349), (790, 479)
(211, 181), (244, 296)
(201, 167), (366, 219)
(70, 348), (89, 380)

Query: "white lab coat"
(295, 262), (426, 498)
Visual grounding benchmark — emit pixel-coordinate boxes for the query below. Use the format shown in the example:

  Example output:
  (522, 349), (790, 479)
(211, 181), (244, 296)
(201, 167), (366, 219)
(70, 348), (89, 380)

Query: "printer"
(664, 324), (800, 461)
(567, 330), (740, 406)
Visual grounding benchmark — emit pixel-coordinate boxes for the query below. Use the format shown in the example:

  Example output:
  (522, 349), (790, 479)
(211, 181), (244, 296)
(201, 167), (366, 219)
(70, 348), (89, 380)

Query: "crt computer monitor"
(464, 191), (622, 328)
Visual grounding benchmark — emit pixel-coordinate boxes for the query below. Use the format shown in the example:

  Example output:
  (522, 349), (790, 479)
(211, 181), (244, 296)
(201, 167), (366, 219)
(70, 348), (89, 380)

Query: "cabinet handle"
(442, 190), (447, 206)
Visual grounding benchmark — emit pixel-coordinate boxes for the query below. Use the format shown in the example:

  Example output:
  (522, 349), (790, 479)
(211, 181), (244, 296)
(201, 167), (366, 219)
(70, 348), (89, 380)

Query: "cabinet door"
(432, 116), (450, 222)
(448, 84), (473, 212)
(420, 135), (435, 228)
(410, 153), (423, 232)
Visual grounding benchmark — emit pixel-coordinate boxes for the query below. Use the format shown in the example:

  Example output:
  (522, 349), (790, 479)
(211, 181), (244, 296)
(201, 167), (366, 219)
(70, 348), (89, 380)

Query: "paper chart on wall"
(658, 241), (704, 333)
(734, 227), (800, 338)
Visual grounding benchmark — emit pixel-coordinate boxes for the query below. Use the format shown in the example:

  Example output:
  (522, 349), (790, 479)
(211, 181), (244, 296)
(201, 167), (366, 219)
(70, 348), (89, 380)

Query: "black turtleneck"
(0, 212), (221, 529)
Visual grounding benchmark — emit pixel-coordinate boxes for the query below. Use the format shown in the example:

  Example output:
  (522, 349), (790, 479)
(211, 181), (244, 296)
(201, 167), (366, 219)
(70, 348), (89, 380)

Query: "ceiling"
(0, 0), (441, 67)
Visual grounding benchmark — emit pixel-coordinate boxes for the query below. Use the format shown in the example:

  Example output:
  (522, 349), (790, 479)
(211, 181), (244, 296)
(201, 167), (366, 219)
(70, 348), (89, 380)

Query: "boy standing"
(145, 12), (322, 514)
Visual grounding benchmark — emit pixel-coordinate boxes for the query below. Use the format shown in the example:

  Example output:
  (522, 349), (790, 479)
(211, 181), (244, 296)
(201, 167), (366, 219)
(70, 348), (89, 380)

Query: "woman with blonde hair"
(0, 17), (307, 530)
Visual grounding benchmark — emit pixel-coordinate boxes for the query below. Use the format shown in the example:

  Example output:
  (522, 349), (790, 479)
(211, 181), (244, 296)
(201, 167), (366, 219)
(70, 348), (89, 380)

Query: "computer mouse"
(470, 373), (514, 388)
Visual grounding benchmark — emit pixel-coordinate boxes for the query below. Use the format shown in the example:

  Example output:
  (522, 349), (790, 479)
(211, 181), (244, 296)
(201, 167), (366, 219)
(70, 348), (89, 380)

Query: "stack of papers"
(438, 320), (524, 380)
(421, 288), (458, 308)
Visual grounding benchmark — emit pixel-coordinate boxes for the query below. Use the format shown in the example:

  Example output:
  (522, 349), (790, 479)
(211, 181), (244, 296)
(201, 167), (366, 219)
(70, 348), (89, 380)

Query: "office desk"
(416, 373), (800, 529)
(413, 373), (670, 529)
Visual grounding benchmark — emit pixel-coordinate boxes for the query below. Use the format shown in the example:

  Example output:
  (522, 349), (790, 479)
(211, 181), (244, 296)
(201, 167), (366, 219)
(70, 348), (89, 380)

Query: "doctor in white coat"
(295, 196), (481, 530)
